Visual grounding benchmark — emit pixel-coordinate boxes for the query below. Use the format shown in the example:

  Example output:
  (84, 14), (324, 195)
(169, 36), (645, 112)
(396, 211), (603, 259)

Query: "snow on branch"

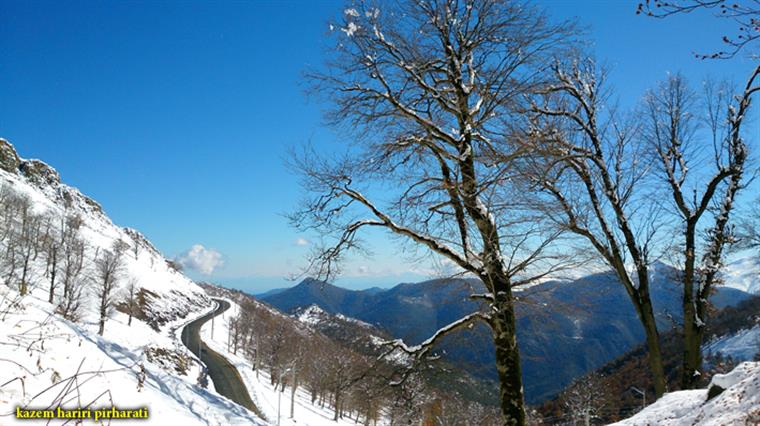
(377, 311), (491, 361)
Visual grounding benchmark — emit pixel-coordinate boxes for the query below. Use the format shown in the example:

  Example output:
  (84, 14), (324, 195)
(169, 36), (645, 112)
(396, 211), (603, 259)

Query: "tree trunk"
(333, 390), (340, 421)
(681, 263), (700, 389)
(681, 224), (702, 389)
(492, 290), (526, 426)
(290, 369), (296, 418)
(48, 248), (57, 303)
(639, 298), (666, 398)
(20, 257), (29, 295)
(98, 300), (107, 336)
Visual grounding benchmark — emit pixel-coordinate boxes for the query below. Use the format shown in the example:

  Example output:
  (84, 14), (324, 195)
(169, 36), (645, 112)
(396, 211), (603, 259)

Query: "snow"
(704, 324), (760, 362)
(612, 362), (760, 425)
(0, 286), (265, 425)
(295, 304), (324, 325)
(341, 22), (359, 37)
(709, 362), (757, 390)
(721, 255), (760, 295)
(296, 304), (374, 329)
(200, 299), (388, 426)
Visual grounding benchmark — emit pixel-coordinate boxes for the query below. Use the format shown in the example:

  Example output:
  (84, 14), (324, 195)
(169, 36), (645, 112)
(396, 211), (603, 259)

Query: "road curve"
(181, 298), (264, 418)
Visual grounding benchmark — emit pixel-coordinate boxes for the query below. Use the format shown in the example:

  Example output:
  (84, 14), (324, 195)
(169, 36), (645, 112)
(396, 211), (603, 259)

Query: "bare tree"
(642, 69), (759, 388)
(16, 205), (42, 296)
(0, 185), (15, 245)
(560, 372), (606, 426)
(637, 0), (760, 59)
(41, 215), (60, 304)
(0, 191), (39, 296)
(526, 59), (669, 398)
(1, 189), (26, 288)
(123, 278), (139, 326)
(294, 1), (576, 423)
(130, 237), (141, 260)
(57, 219), (86, 322)
(94, 241), (125, 336)
(43, 213), (81, 304)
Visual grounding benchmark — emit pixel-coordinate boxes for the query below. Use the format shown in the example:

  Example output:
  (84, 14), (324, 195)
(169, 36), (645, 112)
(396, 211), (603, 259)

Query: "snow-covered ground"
(704, 324), (760, 362)
(612, 362), (760, 425)
(200, 299), (388, 426)
(0, 286), (267, 425)
(722, 255), (760, 295)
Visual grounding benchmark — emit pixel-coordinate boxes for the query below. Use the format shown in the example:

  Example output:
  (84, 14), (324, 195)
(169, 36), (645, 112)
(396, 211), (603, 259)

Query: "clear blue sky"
(1, 0), (756, 293)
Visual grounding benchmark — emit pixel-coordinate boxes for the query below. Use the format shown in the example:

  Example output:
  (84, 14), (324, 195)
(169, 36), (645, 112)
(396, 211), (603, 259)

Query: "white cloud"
(295, 238), (310, 247)
(176, 244), (224, 275)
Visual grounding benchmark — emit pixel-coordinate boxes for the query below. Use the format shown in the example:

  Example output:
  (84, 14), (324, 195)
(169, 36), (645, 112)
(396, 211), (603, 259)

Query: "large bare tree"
(292, 0), (575, 423)
(528, 59), (760, 396)
(642, 69), (759, 388)
(526, 59), (669, 398)
(638, 1), (760, 389)
(94, 241), (125, 336)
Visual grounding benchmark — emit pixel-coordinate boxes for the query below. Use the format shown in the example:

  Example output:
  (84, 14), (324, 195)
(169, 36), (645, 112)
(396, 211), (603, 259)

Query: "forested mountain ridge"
(262, 264), (752, 402)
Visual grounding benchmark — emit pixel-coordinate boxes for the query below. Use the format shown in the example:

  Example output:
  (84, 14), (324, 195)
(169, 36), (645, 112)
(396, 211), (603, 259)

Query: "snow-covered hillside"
(200, 298), (387, 426)
(722, 255), (760, 295)
(612, 362), (760, 425)
(0, 138), (210, 325)
(0, 139), (265, 425)
(704, 325), (760, 362)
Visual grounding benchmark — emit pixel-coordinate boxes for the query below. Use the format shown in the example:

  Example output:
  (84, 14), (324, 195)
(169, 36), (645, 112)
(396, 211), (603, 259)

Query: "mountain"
(262, 263), (753, 403)
(0, 139), (265, 425)
(254, 287), (287, 298)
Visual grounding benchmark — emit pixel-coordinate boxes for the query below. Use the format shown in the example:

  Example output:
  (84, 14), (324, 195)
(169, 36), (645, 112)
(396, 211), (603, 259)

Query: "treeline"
(205, 285), (503, 425)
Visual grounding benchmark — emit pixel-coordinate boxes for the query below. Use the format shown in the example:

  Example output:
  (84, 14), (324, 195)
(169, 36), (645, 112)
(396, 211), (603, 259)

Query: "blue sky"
(1, 1), (757, 293)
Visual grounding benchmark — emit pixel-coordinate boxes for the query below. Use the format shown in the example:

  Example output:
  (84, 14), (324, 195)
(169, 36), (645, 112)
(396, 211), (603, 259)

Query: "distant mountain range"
(260, 262), (753, 403)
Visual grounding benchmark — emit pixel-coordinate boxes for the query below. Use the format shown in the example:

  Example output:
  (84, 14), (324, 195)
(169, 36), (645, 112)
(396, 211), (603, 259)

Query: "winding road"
(181, 298), (263, 418)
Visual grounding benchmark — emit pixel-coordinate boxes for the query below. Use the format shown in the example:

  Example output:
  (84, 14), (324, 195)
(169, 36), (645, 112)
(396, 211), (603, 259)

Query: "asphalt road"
(181, 298), (263, 418)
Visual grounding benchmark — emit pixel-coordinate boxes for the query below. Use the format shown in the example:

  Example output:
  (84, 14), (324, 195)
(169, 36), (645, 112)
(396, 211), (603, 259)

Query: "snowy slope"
(611, 362), (760, 425)
(0, 288), (265, 425)
(0, 139), (210, 325)
(294, 304), (412, 367)
(0, 139), (266, 425)
(199, 298), (389, 426)
(704, 324), (760, 362)
(722, 255), (760, 295)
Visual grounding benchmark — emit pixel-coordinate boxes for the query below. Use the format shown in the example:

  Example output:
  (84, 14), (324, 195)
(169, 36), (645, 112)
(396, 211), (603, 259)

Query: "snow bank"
(612, 362), (760, 425)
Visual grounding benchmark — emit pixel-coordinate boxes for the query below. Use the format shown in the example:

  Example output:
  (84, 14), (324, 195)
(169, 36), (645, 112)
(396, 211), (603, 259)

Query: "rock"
(706, 384), (725, 400)
(0, 138), (21, 174)
(19, 159), (61, 186)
